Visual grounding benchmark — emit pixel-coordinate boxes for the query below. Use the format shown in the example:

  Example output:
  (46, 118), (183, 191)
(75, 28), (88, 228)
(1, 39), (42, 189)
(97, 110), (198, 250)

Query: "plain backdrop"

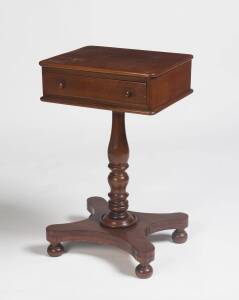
(0, 0), (239, 299)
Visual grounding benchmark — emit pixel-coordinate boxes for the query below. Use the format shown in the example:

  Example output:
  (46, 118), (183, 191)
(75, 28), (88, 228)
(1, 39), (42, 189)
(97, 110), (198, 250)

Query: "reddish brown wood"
(172, 229), (188, 244)
(40, 46), (192, 78)
(47, 197), (188, 278)
(149, 60), (192, 113)
(47, 243), (64, 257)
(135, 264), (153, 279)
(42, 68), (147, 106)
(40, 46), (193, 115)
(100, 112), (137, 228)
(40, 46), (193, 278)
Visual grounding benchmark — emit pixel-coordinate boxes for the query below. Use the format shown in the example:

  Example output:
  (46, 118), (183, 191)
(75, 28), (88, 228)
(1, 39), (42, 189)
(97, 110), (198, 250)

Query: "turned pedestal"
(46, 112), (188, 279)
(40, 46), (193, 278)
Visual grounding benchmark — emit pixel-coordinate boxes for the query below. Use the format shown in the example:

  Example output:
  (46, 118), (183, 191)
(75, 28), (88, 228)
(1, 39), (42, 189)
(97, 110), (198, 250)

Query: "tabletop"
(39, 46), (193, 78)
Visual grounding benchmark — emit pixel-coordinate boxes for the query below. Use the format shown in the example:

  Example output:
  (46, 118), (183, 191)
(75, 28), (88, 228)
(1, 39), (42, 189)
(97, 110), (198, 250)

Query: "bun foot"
(172, 229), (188, 244)
(47, 243), (64, 257)
(135, 264), (153, 279)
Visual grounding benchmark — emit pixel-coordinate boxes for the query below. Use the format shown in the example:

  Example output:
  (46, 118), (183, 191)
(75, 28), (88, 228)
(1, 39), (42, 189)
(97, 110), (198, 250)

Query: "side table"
(39, 46), (193, 278)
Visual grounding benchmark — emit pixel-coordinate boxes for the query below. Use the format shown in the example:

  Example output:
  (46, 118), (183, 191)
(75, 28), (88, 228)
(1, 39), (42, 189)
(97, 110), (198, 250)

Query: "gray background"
(1, 0), (238, 299)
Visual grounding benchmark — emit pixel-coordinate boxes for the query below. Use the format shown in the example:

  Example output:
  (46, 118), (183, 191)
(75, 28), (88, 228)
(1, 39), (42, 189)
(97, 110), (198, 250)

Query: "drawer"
(42, 69), (147, 105)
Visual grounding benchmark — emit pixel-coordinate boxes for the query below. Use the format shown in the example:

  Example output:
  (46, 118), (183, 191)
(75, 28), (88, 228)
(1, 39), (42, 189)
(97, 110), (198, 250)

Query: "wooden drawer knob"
(125, 90), (132, 97)
(58, 80), (65, 89)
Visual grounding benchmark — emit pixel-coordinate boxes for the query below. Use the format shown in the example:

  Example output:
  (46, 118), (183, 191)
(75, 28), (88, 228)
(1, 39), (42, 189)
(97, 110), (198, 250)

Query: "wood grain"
(40, 46), (193, 115)
(100, 112), (137, 228)
(47, 197), (188, 278)
(41, 45), (193, 278)
(40, 46), (192, 78)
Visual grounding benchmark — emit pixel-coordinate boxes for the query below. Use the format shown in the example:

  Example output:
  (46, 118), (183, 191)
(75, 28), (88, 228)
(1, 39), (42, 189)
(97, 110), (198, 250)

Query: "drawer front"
(43, 69), (147, 105)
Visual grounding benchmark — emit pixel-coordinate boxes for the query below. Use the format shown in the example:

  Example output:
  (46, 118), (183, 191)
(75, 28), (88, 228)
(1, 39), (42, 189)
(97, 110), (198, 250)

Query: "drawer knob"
(58, 80), (65, 89)
(125, 90), (132, 97)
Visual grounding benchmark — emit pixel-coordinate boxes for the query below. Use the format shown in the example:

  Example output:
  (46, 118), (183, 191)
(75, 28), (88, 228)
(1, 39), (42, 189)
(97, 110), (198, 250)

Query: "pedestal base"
(47, 197), (188, 279)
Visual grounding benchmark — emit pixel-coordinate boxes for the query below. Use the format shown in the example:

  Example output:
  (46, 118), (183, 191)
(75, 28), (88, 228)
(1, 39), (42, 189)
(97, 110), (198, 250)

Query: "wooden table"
(39, 46), (193, 278)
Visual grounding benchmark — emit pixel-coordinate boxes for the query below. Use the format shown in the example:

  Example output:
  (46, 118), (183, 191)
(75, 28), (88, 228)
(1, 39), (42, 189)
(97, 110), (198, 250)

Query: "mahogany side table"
(39, 46), (193, 278)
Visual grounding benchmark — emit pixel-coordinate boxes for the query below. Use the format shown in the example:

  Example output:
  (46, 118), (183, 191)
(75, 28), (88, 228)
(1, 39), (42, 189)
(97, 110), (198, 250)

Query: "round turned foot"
(135, 264), (153, 279)
(47, 243), (64, 257)
(172, 229), (188, 244)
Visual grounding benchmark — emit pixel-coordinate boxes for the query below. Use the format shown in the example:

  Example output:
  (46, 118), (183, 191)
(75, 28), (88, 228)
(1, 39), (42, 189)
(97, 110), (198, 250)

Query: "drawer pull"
(58, 80), (65, 89)
(125, 90), (132, 97)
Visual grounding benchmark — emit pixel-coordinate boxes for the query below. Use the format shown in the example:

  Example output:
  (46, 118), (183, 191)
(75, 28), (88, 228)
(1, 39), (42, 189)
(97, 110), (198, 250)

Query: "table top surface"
(39, 46), (193, 78)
